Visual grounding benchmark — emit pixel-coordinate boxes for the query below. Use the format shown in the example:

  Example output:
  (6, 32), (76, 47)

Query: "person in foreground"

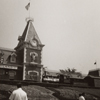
(79, 92), (85, 100)
(9, 82), (28, 100)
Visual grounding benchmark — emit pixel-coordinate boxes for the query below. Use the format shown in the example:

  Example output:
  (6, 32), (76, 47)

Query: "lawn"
(0, 84), (100, 100)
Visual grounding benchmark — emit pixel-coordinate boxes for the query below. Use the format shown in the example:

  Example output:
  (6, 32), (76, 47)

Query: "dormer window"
(0, 50), (4, 58)
(10, 52), (17, 63)
(0, 50), (4, 64)
(0, 58), (4, 64)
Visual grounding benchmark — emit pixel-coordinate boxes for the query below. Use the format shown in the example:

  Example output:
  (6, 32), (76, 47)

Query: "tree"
(71, 68), (76, 73)
(60, 68), (82, 78)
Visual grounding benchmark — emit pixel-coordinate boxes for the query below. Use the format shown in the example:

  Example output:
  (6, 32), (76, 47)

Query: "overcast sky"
(0, 0), (100, 74)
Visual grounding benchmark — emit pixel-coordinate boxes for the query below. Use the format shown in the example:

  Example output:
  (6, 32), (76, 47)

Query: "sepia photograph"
(0, 0), (100, 100)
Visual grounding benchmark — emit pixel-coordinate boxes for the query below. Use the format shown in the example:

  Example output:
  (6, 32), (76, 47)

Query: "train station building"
(0, 19), (44, 82)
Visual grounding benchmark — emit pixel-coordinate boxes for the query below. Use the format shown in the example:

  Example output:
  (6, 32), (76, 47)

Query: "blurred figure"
(79, 92), (85, 100)
(9, 83), (28, 100)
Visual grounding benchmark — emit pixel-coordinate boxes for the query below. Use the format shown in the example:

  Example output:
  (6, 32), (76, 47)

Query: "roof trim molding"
(25, 21), (31, 41)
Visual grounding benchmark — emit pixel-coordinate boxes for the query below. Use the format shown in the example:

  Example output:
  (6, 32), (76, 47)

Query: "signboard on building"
(0, 65), (18, 69)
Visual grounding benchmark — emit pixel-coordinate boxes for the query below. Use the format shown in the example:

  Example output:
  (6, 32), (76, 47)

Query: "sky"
(0, 0), (100, 74)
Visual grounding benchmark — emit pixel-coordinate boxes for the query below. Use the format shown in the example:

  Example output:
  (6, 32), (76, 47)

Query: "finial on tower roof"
(25, 17), (34, 22)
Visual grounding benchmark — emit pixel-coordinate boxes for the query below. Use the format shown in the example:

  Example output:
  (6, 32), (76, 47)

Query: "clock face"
(30, 39), (37, 46)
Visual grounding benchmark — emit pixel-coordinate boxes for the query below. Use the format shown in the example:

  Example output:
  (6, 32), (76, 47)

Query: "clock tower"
(15, 19), (44, 82)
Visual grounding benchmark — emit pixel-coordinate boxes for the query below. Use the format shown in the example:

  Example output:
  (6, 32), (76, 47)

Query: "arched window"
(27, 70), (39, 80)
(10, 52), (17, 63)
(30, 52), (38, 62)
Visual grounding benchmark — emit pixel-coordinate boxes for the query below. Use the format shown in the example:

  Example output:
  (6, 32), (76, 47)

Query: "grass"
(0, 84), (57, 100)
(0, 84), (100, 100)
(63, 86), (100, 98)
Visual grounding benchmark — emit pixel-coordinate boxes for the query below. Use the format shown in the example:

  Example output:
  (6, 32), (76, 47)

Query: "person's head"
(17, 82), (22, 88)
(79, 93), (82, 97)
(81, 92), (85, 96)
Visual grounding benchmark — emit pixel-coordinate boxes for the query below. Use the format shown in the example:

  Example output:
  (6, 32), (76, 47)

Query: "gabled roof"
(24, 20), (42, 44)
(44, 69), (60, 76)
(0, 48), (16, 64)
(0, 47), (15, 52)
(21, 20), (30, 41)
(24, 20), (41, 42)
(10, 52), (17, 56)
(15, 20), (43, 49)
(89, 68), (100, 72)
(84, 75), (100, 79)
(45, 71), (59, 77)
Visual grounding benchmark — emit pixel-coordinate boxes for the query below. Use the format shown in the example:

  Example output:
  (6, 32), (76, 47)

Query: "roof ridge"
(0, 46), (15, 51)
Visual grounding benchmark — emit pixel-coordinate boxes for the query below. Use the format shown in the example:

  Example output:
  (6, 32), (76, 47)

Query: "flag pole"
(25, 0), (34, 22)
(94, 60), (97, 69)
(96, 61), (97, 69)
(29, 0), (31, 18)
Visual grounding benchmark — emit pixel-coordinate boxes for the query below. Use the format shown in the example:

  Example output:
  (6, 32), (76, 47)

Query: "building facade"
(0, 19), (44, 82)
(88, 68), (100, 77)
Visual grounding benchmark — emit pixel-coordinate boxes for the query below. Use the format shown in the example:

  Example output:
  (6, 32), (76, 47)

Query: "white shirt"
(9, 88), (28, 100)
(79, 96), (85, 100)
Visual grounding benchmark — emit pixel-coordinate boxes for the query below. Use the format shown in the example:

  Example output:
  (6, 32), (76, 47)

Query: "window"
(10, 55), (16, 62)
(0, 70), (5, 75)
(0, 50), (4, 64)
(0, 58), (4, 64)
(10, 52), (17, 63)
(0, 50), (4, 57)
(9, 71), (16, 76)
(9, 71), (16, 79)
